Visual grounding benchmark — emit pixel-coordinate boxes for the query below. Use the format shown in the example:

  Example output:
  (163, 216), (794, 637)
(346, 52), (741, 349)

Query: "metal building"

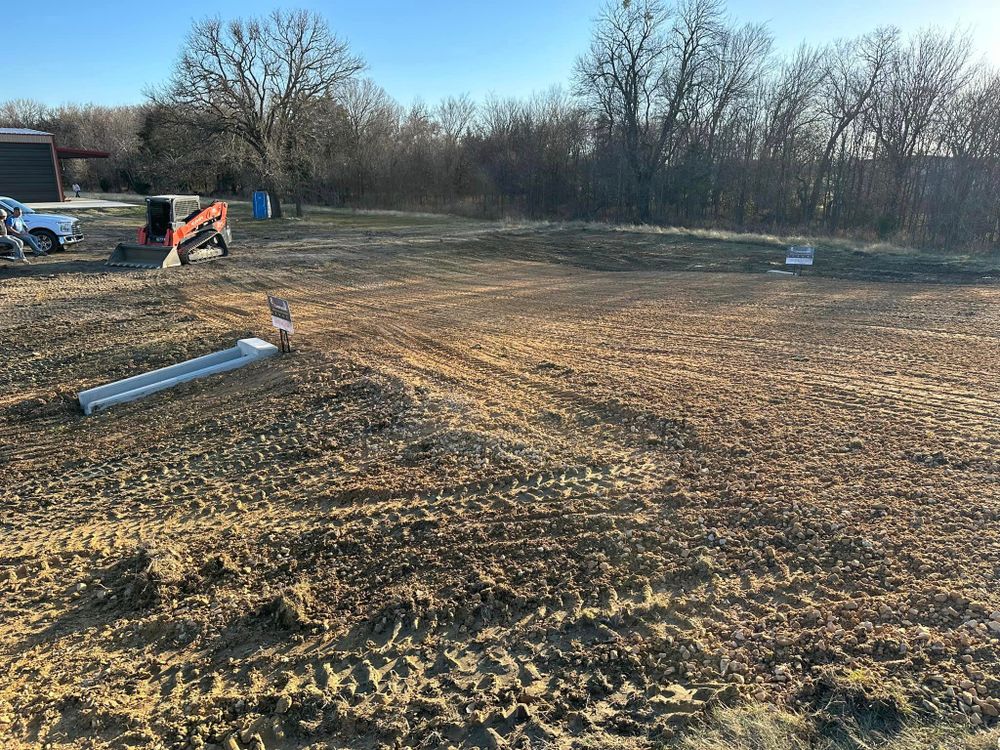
(0, 128), (110, 203)
(0, 128), (63, 202)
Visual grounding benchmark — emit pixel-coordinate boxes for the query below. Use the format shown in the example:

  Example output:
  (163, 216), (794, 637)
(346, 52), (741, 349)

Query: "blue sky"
(15, 0), (1000, 108)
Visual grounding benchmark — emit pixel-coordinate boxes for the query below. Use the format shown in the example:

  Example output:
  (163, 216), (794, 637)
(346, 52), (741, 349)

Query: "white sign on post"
(268, 295), (294, 333)
(786, 246), (815, 266)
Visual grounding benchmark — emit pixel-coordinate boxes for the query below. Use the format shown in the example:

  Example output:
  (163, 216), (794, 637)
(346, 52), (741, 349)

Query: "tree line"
(3, 3), (999, 249)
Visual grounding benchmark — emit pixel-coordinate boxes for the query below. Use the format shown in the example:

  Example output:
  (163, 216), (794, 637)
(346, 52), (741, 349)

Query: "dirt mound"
(263, 582), (315, 629)
(116, 546), (196, 608)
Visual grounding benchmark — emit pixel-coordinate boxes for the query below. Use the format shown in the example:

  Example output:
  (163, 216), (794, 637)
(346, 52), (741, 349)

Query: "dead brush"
(120, 546), (190, 608)
(673, 704), (1000, 749)
(263, 581), (314, 629)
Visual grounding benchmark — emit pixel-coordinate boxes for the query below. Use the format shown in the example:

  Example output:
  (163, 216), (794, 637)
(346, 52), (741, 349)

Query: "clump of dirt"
(263, 581), (314, 629)
(117, 547), (194, 608)
(201, 551), (239, 578)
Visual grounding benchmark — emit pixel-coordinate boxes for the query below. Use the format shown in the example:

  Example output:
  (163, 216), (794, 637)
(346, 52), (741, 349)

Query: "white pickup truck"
(0, 196), (84, 253)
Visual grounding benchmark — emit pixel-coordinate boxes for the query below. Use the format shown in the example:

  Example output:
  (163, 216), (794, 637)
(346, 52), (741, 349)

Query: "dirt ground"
(1, 204), (999, 750)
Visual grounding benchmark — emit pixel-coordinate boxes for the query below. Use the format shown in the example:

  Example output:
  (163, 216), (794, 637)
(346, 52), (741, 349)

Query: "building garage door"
(0, 142), (61, 202)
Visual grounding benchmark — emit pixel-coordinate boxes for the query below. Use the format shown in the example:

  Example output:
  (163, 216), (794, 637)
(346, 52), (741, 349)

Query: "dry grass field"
(1, 203), (999, 749)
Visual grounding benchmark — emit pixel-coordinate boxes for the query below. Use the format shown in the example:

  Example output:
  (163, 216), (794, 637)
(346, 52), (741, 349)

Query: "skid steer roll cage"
(137, 197), (227, 248)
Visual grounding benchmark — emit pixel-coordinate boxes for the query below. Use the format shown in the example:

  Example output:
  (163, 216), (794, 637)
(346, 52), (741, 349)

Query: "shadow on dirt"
(0, 257), (136, 278)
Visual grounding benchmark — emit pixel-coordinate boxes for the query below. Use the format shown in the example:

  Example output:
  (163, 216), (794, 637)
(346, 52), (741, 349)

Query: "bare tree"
(805, 27), (897, 223)
(871, 28), (972, 229)
(933, 70), (1000, 245)
(152, 9), (363, 216)
(681, 20), (771, 217)
(575, 0), (725, 222)
(699, 21), (772, 152)
(757, 44), (826, 224)
(435, 95), (477, 201)
(337, 78), (400, 202)
(436, 95), (477, 144)
(0, 99), (49, 128)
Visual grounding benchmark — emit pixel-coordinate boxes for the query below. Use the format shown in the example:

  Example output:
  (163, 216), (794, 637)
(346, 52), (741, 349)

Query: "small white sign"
(786, 246), (815, 266)
(268, 295), (294, 334)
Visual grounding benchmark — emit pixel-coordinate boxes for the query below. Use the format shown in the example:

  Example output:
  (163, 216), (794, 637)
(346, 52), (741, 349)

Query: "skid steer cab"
(107, 195), (232, 269)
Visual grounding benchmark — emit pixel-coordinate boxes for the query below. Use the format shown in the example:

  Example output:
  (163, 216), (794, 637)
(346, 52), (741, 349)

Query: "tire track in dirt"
(4, 219), (1000, 750)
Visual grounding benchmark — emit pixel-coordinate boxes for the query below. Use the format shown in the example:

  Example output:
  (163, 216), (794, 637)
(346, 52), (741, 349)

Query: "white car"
(0, 196), (84, 253)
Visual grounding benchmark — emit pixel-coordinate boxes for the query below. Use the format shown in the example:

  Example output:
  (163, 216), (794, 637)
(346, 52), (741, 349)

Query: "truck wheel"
(31, 229), (60, 253)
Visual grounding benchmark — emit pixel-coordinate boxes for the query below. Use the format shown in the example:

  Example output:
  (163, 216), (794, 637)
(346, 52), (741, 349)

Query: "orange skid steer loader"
(107, 195), (232, 269)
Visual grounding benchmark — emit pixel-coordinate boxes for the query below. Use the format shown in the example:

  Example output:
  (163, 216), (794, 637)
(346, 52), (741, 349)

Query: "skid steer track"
(178, 226), (231, 264)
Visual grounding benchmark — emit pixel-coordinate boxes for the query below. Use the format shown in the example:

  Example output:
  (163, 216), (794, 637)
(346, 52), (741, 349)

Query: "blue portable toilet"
(252, 191), (272, 219)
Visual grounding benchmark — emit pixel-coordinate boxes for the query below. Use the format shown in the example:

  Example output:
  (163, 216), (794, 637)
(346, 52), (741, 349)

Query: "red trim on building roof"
(56, 147), (110, 159)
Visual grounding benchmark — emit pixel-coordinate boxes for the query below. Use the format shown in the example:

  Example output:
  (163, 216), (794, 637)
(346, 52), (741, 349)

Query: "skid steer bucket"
(107, 243), (182, 269)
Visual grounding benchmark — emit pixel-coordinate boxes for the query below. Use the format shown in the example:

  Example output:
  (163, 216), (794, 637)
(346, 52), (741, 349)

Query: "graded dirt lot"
(1, 205), (999, 749)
